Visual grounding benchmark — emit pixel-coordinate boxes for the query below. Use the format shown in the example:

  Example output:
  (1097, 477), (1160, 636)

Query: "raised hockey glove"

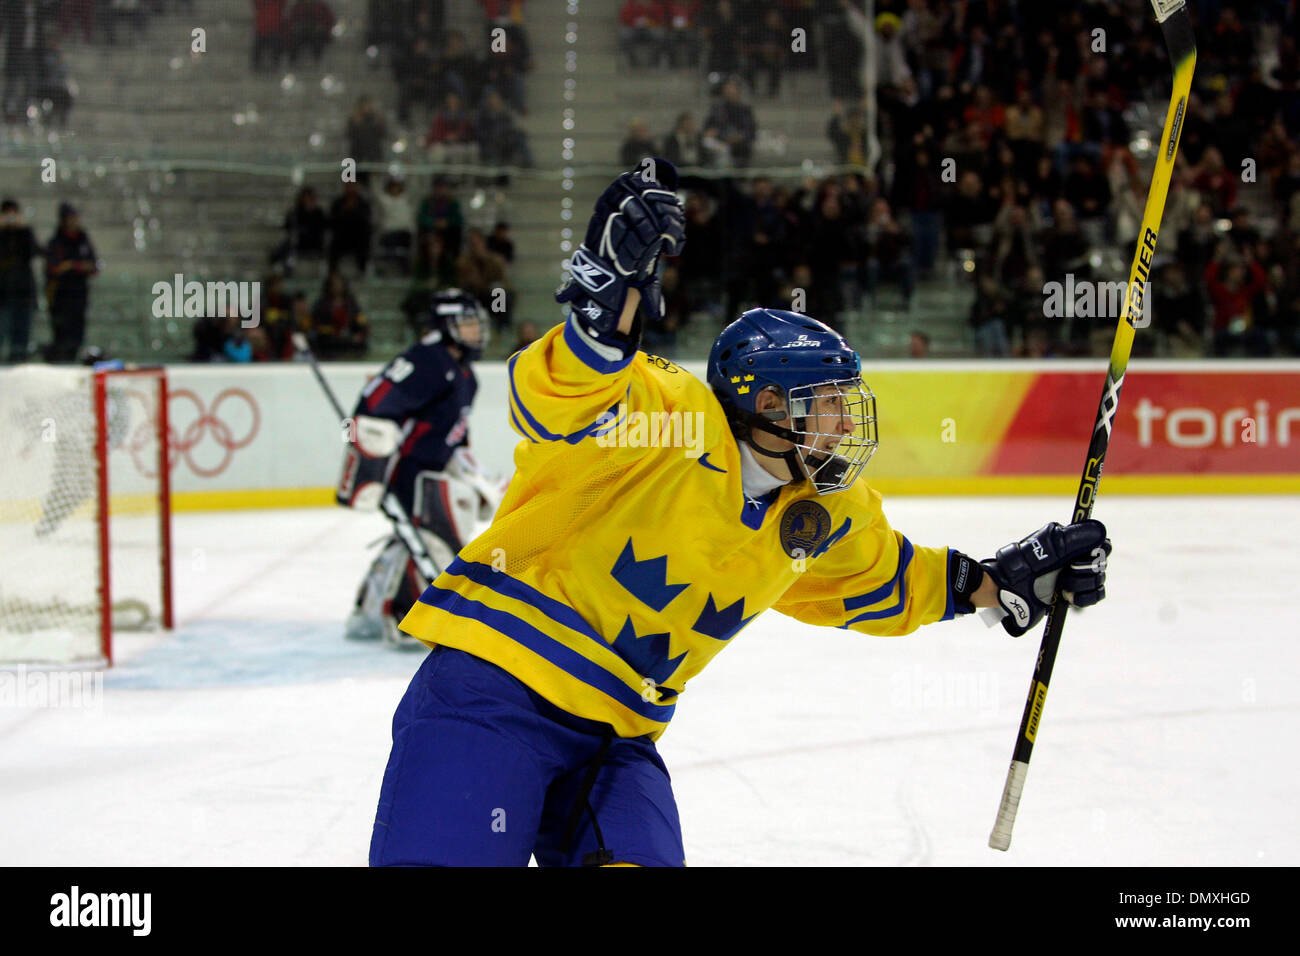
(556, 157), (685, 333)
(954, 520), (1111, 638)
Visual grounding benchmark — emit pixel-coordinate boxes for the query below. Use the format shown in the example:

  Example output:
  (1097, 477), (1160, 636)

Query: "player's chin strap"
(722, 402), (812, 486)
(559, 727), (616, 867)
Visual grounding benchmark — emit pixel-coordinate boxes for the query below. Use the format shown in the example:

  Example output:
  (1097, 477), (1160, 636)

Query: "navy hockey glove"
(556, 158), (685, 332)
(950, 520), (1111, 637)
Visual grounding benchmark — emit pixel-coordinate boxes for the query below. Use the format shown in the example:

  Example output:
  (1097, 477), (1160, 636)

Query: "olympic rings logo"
(123, 387), (261, 478)
(167, 388), (261, 477)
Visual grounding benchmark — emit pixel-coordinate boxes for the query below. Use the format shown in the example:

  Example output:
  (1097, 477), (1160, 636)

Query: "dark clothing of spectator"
(486, 231), (514, 263)
(485, 22), (531, 113)
(34, 41), (73, 126)
(310, 291), (368, 358)
(45, 226), (98, 363)
(329, 190), (373, 274)
(395, 41), (438, 122)
(620, 132), (658, 168)
(272, 197), (327, 272)
(699, 2), (741, 77)
(0, 221), (40, 361)
(944, 190), (998, 251)
(416, 193), (464, 255)
(3, 0), (47, 120)
(191, 316), (226, 362)
(476, 102), (532, 168)
(1144, 279), (1206, 357)
(822, 4), (864, 100)
(347, 107), (387, 185)
(1063, 165), (1112, 222)
(704, 99), (757, 167)
(439, 42), (481, 107)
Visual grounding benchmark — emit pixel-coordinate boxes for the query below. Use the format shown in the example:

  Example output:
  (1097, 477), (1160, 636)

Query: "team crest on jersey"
(778, 500), (831, 558)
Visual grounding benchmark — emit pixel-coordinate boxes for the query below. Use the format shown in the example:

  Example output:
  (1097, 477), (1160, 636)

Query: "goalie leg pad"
(413, 469), (479, 554)
(346, 536), (434, 647)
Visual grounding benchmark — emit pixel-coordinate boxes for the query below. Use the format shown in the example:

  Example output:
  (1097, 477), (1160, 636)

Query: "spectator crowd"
(624, 0), (1300, 359)
(224, 173), (515, 363)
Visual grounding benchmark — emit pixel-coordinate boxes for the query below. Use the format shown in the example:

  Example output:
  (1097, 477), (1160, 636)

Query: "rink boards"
(154, 359), (1300, 510)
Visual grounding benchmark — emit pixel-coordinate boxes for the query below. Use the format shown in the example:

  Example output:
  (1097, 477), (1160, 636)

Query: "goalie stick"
(987, 0), (1197, 851)
(291, 332), (442, 585)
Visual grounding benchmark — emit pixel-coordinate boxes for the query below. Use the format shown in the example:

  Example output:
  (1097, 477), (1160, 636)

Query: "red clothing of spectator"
(1193, 168), (1239, 215)
(60, 0), (95, 42)
(1204, 260), (1267, 330)
(963, 103), (1006, 130)
(479, 0), (523, 20)
(664, 1), (697, 28)
(252, 0), (286, 35)
(621, 1), (665, 28)
(426, 112), (475, 144)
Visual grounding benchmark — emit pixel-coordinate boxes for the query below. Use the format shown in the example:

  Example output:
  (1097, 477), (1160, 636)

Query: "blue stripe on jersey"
(842, 537), (914, 624)
(561, 403), (626, 445)
(506, 352), (554, 441)
(446, 557), (604, 642)
(563, 312), (635, 375)
(416, 583), (675, 723)
(507, 352), (628, 445)
(509, 400), (538, 443)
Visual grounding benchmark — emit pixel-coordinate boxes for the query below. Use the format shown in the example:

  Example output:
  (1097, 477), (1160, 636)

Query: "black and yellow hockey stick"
(988, 0), (1197, 851)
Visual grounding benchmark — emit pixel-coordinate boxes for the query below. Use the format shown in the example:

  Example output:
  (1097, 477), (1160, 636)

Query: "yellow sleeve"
(506, 319), (635, 444)
(772, 504), (955, 637)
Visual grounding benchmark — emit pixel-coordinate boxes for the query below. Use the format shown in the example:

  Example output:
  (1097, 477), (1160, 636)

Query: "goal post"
(0, 364), (173, 666)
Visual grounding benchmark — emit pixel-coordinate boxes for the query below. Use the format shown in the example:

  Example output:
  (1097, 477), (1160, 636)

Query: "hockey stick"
(291, 332), (442, 584)
(987, 0), (1196, 852)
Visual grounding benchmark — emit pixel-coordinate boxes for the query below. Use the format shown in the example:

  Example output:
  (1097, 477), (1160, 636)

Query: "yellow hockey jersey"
(399, 320), (958, 739)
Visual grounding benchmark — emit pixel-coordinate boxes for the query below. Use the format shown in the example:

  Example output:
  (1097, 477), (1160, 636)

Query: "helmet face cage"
(783, 376), (878, 495)
(437, 297), (490, 355)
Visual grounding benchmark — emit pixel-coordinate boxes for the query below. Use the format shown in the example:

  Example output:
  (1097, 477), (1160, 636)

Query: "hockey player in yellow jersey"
(369, 160), (1112, 866)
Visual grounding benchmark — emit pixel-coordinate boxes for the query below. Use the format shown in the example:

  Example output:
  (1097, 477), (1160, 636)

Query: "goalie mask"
(428, 289), (490, 360)
(707, 309), (877, 495)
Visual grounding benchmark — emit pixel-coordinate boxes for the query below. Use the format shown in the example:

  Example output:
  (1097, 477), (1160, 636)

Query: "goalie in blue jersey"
(368, 161), (1113, 866)
(335, 289), (504, 646)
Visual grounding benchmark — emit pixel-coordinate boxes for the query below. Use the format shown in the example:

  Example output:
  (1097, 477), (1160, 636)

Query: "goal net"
(0, 365), (173, 665)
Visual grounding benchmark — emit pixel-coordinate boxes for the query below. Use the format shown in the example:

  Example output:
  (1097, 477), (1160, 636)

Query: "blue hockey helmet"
(707, 308), (877, 494)
(429, 288), (490, 359)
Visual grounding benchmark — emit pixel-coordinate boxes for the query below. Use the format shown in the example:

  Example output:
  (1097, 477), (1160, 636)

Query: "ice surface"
(2, 496), (1297, 866)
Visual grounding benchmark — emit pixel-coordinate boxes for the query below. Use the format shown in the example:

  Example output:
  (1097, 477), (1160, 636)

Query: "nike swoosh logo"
(698, 453), (726, 473)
